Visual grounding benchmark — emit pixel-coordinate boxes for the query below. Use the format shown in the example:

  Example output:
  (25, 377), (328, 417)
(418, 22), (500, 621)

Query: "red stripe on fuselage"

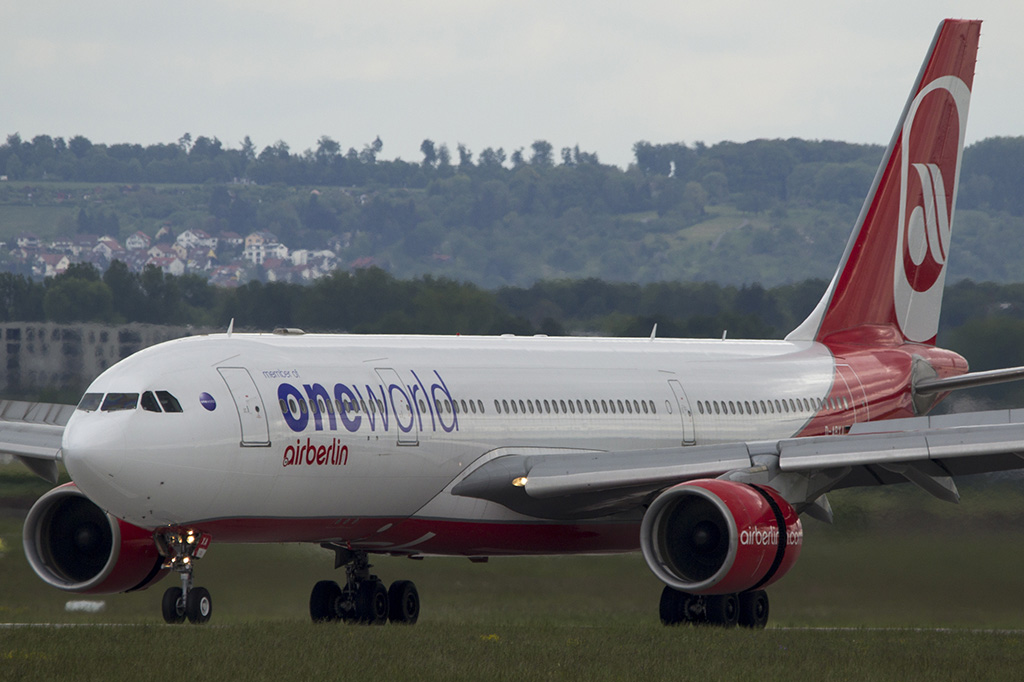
(182, 516), (641, 555)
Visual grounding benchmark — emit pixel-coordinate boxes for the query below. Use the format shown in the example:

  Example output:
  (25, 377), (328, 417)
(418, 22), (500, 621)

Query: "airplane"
(8, 17), (1024, 629)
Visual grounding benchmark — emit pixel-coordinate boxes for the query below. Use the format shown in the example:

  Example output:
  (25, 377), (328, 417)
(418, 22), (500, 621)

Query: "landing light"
(512, 477), (528, 488)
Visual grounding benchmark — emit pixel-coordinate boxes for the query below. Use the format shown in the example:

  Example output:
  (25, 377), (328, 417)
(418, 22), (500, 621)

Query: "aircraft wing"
(0, 401), (74, 484)
(452, 408), (1024, 520)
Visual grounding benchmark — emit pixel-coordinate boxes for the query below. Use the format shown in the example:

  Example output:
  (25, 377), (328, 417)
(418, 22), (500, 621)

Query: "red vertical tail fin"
(788, 19), (981, 345)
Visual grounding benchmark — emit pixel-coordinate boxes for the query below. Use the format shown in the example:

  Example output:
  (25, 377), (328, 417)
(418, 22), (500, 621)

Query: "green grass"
(3, 624), (1024, 682)
(4, 469), (1024, 678)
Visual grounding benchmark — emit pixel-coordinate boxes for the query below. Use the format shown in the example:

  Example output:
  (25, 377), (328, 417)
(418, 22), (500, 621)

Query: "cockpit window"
(141, 391), (161, 412)
(101, 393), (139, 411)
(77, 393), (103, 412)
(156, 391), (183, 413)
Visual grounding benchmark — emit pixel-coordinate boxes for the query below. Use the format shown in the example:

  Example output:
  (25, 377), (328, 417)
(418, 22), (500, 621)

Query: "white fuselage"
(62, 332), (843, 555)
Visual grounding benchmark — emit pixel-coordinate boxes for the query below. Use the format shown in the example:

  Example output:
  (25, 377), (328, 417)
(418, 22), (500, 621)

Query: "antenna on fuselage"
(227, 318), (234, 338)
(649, 324), (657, 341)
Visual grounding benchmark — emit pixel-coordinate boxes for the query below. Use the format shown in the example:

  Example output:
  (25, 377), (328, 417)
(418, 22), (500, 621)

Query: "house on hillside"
(35, 253), (70, 278)
(176, 228), (218, 251)
(125, 231), (151, 251)
(146, 255), (186, 276)
(93, 236), (125, 263)
(16, 233), (41, 249)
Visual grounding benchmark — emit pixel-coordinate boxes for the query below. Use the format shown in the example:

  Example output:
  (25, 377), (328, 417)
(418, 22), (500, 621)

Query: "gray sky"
(3, 1), (1022, 168)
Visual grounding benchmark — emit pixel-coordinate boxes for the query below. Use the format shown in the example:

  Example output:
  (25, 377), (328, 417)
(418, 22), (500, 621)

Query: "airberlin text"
(277, 369), (458, 436)
(283, 438), (349, 467)
(739, 525), (804, 548)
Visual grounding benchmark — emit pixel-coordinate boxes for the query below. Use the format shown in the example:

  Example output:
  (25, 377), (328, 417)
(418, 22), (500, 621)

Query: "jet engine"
(23, 483), (166, 594)
(640, 479), (802, 595)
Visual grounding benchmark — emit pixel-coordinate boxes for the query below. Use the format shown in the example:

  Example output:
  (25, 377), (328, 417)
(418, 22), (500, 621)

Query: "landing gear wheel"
(388, 580), (420, 624)
(185, 586), (213, 624)
(310, 580), (342, 622)
(355, 580), (389, 624)
(738, 590), (769, 629)
(161, 586), (185, 624)
(704, 593), (739, 628)
(659, 586), (696, 625)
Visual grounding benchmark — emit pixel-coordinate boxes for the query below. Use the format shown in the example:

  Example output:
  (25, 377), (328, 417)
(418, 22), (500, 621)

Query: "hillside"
(1, 135), (1023, 288)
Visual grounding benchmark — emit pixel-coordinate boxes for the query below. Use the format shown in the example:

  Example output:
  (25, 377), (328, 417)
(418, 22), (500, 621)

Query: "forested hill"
(1, 134), (1023, 288)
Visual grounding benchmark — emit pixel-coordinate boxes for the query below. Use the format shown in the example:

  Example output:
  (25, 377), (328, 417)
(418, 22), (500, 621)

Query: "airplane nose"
(61, 411), (127, 488)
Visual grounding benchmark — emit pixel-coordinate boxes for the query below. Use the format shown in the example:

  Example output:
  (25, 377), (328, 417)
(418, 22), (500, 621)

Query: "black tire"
(704, 593), (739, 628)
(185, 586), (213, 624)
(659, 586), (692, 626)
(161, 586), (185, 624)
(355, 580), (389, 625)
(310, 580), (342, 623)
(738, 590), (770, 629)
(388, 580), (420, 624)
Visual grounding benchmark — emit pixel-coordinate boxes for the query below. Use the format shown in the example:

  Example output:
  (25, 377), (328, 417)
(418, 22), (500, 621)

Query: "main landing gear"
(659, 586), (770, 629)
(155, 529), (213, 625)
(309, 547), (420, 625)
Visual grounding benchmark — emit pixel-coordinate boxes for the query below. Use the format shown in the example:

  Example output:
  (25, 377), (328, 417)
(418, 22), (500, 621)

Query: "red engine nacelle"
(640, 479), (802, 595)
(23, 483), (167, 594)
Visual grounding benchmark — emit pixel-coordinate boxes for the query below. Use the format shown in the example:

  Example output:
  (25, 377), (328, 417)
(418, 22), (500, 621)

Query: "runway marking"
(776, 627), (1024, 635)
(0, 623), (143, 629)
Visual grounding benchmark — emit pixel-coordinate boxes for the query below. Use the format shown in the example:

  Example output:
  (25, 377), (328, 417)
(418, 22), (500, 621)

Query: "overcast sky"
(3, 1), (1022, 168)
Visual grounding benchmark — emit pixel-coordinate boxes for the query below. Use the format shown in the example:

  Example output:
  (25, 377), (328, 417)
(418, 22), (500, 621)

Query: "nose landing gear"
(310, 546), (420, 625)
(155, 529), (213, 625)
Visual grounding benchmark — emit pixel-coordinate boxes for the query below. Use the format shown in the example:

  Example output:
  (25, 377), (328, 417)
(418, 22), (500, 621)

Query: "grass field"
(4, 465), (1024, 679)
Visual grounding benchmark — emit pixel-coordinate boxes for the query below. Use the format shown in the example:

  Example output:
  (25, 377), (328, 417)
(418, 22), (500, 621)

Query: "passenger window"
(461, 399), (468, 413)
(101, 393), (139, 412)
(470, 400), (477, 414)
(649, 400), (657, 415)
(478, 400), (485, 414)
(528, 401), (535, 414)
(544, 400), (551, 413)
(503, 399), (510, 413)
(77, 393), (103, 412)
(642, 400), (649, 414)
(601, 400), (608, 413)
(494, 399), (501, 413)
(511, 400), (519, 414)
(141, 391), (161, 413)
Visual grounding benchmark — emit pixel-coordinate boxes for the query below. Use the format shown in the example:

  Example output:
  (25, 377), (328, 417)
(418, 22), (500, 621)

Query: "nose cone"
(62, 410), (128, 502)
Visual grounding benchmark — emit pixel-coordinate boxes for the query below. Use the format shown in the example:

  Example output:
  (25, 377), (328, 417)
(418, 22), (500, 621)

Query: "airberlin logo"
(894, 74), (971, 343)
(282, 438), (349, 467)
(739, 525), (803, 548)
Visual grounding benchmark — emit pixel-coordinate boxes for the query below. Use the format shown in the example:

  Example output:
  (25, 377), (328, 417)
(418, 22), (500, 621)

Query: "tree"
(530, 140), (553, 166)
(68, 135), (93, 158)
(316, 136), (341, 163)
(43, 279), (114, 322)
(240, 135), (257, 162)
(420, 139), (437, 168)
(103, 260), (147, 322)
(457, 143), (473, 172)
